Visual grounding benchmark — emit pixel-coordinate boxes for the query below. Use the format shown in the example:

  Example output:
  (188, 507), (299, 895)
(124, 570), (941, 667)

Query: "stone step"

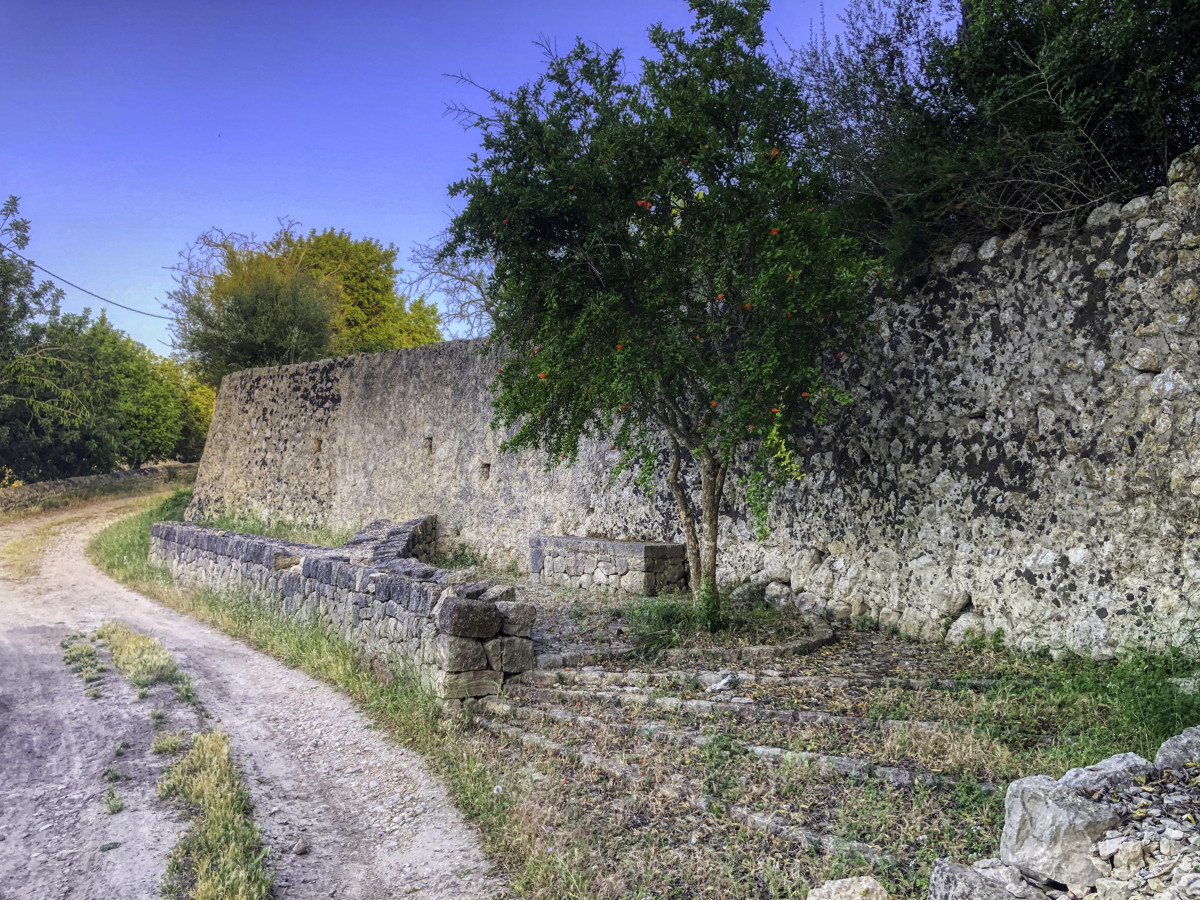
(533, 620), (835, 670)
(506, 683), (950, 735)
(476, 697), (994, 791)
(473, 715), (890, 864)
(513, 664), (1000, 693)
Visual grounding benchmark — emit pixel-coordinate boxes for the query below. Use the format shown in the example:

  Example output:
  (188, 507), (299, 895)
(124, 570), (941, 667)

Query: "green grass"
(197, 510), (355, 549)
(96, 621), (179, 687)
(158, 730), (273, 900)
(430, 541), (489, 570)
(152, 731), (189, 756)
(625, 591), (814, 654)
(61, 635), (105, 695)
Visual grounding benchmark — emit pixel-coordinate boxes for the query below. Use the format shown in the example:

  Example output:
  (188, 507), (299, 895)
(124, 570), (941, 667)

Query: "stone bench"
(528, 535), (687, 595)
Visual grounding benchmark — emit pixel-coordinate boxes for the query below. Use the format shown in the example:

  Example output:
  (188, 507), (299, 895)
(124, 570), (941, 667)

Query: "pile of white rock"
(809, 727), (1200, 900)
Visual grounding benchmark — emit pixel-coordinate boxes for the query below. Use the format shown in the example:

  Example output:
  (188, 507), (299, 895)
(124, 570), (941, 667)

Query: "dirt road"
(0, 496), (505, 900)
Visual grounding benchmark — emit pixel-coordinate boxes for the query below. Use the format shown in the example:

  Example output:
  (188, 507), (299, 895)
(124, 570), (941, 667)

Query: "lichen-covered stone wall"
(188, 146), (1200, 658)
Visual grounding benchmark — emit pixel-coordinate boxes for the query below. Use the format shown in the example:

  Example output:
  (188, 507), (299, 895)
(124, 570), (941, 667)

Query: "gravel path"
(0, 496), (506, 900)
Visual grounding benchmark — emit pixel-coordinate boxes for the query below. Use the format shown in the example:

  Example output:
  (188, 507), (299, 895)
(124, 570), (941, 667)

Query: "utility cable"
(0, 245), (173, 320)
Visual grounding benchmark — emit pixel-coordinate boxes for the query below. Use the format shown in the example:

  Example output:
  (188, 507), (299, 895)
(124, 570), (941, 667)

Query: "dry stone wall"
(149, 516), (536, 700)
(187, 146), (1200, 658)
(528, 536), (688, 595)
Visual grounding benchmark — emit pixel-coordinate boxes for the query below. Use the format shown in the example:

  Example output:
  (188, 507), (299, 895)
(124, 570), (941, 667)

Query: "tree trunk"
(697, 456), (727, 594)
(666, 437), (703, 602)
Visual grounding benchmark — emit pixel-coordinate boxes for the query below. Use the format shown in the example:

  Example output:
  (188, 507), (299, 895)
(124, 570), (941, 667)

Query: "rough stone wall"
(528, 536), (688, 595)
(188, 146), (1200, 657)
(149, 517), (536, 699)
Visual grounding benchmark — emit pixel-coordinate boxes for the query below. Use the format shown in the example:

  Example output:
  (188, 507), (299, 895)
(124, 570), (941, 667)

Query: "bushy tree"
(159, 359), (215, 463)
(791, 0), (1200, 267)
(446, 0), (877, 608)
(295, 228), (442, 353)
(1, 196), (77, 426)
(170, 223), (442, 384)
(2, 314), (186, 479)
(170, 237), (338, 386)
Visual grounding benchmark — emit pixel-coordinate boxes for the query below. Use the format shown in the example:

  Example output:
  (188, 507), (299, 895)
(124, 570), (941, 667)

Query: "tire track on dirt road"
(0, 496), (506, 900)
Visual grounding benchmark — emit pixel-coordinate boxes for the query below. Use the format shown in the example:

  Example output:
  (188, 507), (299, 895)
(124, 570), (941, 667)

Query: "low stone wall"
(528, 536), (688, 595)
(0, 463), (198, 514)
(149, 516), (536, 701)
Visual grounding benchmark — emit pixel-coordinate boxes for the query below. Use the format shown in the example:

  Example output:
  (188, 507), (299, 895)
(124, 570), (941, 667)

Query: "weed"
(103, 787), (124, 814)
(114, 740), (130, 757)
(697, 579), (724, 632)
(62, 636), (104, 695)
(158, 730), (273, 900)
(431, 542), (488, 570)
(851, 616), (878, 633)
(626, 595), (697, 652)
(86, 687), (100, 699)
(197, 510), (354, 548)
(700, 730), (747, 806)
(103, 766), (124, 783)
(150, 709), (167, 730)
(99, 841), (121, 852)
(96, 621), (179, 687)
(152, 731), (188, 756)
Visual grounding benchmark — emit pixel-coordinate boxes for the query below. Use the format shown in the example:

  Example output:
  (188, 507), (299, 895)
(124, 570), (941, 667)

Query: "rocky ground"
(0, 496), (505, 900)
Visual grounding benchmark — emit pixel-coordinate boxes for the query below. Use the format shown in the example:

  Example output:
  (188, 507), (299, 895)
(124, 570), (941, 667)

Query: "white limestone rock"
(925, 859), (1012, 899)
(808, 875), (889, 899)
(1059, 753), (1154, 794)
(1000, 775), (1119, 885)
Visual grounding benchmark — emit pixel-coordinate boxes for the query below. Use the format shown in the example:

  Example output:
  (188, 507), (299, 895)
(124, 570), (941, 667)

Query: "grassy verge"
(0, 469), (196, 526)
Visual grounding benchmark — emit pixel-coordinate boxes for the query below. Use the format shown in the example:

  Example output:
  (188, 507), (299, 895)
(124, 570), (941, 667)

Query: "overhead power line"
(0, 245), (174, 321)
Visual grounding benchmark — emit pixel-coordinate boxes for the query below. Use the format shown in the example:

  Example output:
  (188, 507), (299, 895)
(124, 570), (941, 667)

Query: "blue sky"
(2, 0), (845, 349)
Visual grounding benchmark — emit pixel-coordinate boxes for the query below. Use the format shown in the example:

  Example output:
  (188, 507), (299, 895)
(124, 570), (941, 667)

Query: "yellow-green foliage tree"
(170, 222), (442, 386)
(292, 228), (441, 354)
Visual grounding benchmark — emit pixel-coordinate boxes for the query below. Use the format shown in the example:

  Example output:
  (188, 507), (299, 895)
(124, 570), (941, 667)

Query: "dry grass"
(158, 730), (273, 900)
(96, 621), (180, 687)
(0, 516), (81, 580)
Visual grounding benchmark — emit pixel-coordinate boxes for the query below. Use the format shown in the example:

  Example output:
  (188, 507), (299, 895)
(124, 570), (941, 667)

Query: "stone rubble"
(805, 726), (1200, 900)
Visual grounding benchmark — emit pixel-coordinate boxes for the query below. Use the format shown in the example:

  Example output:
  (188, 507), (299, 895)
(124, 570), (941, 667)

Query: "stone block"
(1155, 726), (1200, 770)
(426, 669), (502, 700)
(431, 634), (488, 672)
(483, 638), (503, 670)
(481, 585), (516, 605)
(1000, 775), (1119, 885)
(433, 595), (502, 639)
(1059, 752), (1153, 793)
(621, 572), (647, 594)
(500, 636), (535, 673)
(495, 600), (535, 637)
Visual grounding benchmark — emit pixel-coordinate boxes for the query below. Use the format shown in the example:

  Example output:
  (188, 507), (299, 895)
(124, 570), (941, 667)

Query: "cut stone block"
(433, 595), (501, 639)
